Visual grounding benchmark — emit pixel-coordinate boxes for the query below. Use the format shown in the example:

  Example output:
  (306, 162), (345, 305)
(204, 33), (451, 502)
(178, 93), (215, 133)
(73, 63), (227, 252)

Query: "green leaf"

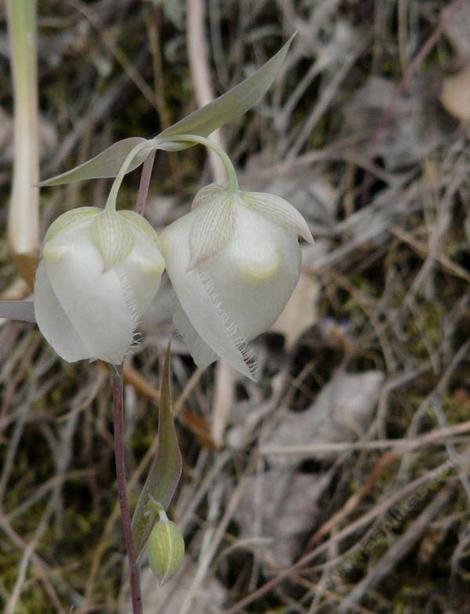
(40, 137), (150, 186)
(158, 34), (295, 141)
(40, 37), (295, 185)
(132, 346), (183, 557)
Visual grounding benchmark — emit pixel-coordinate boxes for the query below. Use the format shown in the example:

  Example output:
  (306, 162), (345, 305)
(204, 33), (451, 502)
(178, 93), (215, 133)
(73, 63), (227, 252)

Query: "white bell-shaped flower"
(161, 184), (313, 380)
(34, 207), (165, 364)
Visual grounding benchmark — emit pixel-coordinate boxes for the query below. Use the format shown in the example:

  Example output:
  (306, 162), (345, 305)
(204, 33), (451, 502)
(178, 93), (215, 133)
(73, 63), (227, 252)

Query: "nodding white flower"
(34, 207), (165, 364)
(161, 184), (313, 380)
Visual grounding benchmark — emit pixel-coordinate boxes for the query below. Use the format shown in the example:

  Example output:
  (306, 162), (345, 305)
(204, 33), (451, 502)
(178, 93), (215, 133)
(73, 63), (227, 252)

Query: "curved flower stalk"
(34, 207), (165, 364)
(161, 183), (313, 380)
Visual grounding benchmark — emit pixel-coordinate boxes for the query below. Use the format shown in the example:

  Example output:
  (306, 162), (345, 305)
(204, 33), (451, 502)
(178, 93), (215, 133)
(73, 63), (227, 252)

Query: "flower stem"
(155, 134), (239, 193)
(136, 149), (156, 215)
(105, 141), (152, 213)
(112, 365), (143, 614)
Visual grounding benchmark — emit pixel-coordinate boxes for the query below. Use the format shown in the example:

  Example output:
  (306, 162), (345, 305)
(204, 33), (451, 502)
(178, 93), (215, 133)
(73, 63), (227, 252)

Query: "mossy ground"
(0, 1), (469, 612)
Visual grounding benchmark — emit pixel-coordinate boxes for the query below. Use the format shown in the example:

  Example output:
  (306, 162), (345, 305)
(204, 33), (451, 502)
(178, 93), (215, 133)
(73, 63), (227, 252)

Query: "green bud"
(147, 519), (185, 583)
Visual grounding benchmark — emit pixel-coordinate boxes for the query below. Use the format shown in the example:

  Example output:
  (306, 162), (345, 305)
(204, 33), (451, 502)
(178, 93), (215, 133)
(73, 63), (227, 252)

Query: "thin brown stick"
(112, 365), (142, 614)
(260, 420), (470, 456)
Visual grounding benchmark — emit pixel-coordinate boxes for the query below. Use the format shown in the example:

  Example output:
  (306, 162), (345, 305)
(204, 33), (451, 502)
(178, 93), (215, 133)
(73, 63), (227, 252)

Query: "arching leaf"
(40, 138), (149, 186)
(158, 35), (295, 141)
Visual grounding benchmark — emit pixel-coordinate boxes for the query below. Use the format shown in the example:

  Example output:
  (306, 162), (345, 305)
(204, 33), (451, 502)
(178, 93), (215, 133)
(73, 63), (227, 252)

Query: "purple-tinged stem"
(136, 149), (156, 215)
(112, 365), (143, 614)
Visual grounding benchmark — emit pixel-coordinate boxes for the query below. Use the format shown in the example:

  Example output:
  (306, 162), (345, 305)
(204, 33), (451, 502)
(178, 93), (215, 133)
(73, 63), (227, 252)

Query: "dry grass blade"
(5, 0), (39, 286)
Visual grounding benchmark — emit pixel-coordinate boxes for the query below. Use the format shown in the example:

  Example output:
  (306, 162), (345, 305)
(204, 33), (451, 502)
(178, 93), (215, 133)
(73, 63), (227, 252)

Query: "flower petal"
(34, 262), (90, 361)
(45, 207), (100, 242)
(116, 211), (166, 319)
(91, 211), (135, 267)
(43, 227), (137, 364)
(161, 214), (259, 380)
(172, 294), (217, 368)
(191, 183), (226, 210)
(189, 193), (235, 268)
(241, 191), (314, 243)
(202, 205), (301, 340)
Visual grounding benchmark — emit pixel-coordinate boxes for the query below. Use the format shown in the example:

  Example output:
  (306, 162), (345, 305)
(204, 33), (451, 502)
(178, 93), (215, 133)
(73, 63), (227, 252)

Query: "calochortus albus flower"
(161, 183), (313, 380)
(34, 207), (165, 364)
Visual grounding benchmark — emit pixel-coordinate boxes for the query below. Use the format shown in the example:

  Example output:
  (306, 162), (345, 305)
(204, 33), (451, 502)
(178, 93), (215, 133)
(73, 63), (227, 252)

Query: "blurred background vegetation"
(0, 0), (469, 612)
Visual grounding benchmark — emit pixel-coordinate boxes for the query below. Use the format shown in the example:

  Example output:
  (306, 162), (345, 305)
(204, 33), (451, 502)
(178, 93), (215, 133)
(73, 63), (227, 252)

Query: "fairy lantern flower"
(34, 207), (165, 364)
(161, 183), (313, 380)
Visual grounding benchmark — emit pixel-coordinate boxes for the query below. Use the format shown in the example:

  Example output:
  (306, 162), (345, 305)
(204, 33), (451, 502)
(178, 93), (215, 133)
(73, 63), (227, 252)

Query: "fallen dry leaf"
(264, 369), (385, 468)
(343, 75), (446, 170)
(235, 468), (332, 566)
(444, 2), (470, 61)
(440, 65), (470, 124)
(120, 562), (225, 614)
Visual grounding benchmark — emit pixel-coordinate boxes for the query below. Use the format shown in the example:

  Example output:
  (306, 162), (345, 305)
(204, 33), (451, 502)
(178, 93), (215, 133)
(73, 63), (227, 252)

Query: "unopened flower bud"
(34, 207), (165, 364)
(161, 184), (313, 379)
(147, 519), (185, 583)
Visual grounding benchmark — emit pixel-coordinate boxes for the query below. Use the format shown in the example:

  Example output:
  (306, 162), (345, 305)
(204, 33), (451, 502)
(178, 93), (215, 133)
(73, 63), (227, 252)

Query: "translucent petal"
(241, 191), (314, 243)
(202, 205), (301, 340)
(116, 211), (165, 318)
(91, 211), (135, 267)
(189, 194), (235, 268)
(43, 227), (136, 364)
(45, 207), (100, 242)
(116, 242), (165, 320)
(34, 262), (90, 361)
(161, 214), (258, 380)
(191, 184), (226, 210)
(172, 294), (217, 368)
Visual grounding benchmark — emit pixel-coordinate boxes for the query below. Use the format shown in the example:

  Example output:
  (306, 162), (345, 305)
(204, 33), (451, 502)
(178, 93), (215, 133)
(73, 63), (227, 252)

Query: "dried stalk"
(6, 0), (40, 286)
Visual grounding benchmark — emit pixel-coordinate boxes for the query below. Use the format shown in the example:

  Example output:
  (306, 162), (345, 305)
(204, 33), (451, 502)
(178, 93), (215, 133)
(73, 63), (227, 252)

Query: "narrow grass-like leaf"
(40, 37), (294, 185)
(0, 300), (35, 322)
(132, 346), (182, 557)
(158, 34), (295, 140)
(40, 137), (150, 186)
